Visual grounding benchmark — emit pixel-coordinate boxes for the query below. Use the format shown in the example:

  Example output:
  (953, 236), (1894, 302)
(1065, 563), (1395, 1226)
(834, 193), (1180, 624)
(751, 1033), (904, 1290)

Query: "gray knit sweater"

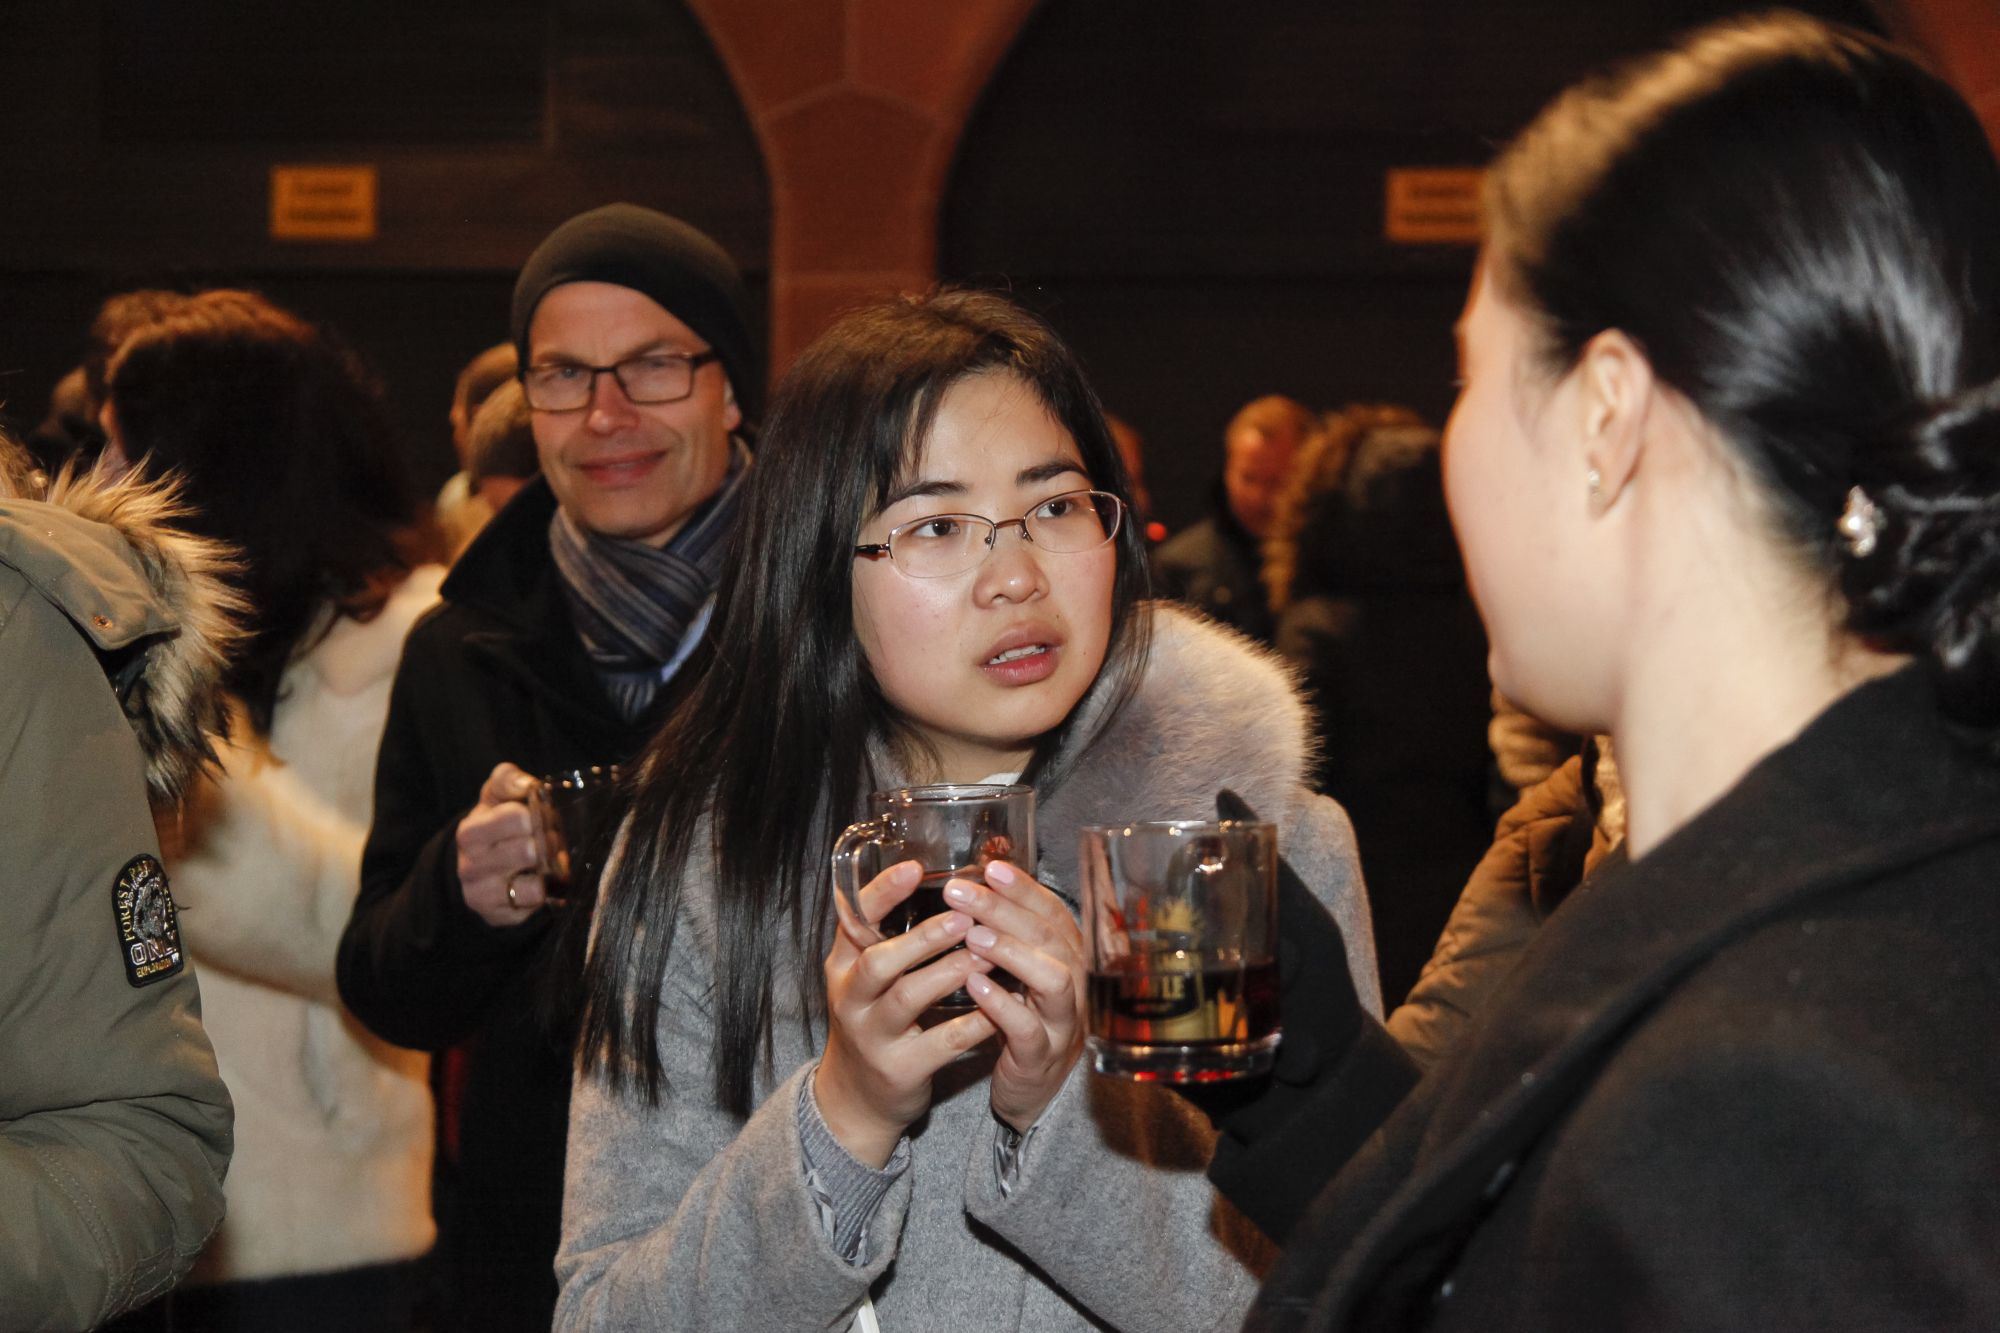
(556, 605), (1380, 1332)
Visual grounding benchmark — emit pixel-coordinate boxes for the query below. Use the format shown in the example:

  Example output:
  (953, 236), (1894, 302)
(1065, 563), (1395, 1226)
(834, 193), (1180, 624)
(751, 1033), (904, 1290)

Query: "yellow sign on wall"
(270, 165), (378, 242)
(1384, 167), (1484, 246)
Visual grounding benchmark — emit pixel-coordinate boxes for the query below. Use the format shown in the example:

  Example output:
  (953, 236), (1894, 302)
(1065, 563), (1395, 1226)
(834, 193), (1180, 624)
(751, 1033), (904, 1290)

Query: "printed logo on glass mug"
(1081, 819), (1280, 1082)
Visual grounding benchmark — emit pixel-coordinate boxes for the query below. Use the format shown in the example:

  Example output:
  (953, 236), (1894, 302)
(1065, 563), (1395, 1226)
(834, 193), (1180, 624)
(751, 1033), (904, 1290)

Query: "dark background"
(941, 0), (1887, 527)
(0, 0), (1885, 521)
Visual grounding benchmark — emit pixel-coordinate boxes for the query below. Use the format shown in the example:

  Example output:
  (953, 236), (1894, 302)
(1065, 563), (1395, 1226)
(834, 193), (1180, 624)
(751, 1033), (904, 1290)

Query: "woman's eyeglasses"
(852, 489), (1124, 579)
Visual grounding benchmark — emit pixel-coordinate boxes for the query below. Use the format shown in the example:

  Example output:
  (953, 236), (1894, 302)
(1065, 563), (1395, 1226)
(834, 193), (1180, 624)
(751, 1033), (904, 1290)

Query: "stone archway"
(691, 0), (2000, 380)
(686, 0), (1035, 372)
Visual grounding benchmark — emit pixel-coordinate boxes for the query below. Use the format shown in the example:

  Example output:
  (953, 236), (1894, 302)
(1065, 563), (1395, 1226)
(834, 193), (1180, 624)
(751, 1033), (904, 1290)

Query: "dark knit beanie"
(511, 203), (762, 424)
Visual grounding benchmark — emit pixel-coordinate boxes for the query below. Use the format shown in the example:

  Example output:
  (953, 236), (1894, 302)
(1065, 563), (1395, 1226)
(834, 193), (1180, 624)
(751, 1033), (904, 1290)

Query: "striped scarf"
(549, 443), (747, 720)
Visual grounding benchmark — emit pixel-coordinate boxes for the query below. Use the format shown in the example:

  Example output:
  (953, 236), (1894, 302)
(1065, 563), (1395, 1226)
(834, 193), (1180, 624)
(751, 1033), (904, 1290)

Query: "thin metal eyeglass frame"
(521, 349), (721, 412)
(851, 488), (1124, 579)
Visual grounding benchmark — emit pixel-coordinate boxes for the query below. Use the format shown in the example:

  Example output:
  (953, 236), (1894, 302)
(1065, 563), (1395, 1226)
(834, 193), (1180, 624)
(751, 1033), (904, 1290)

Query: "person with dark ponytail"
(557, 289), (1378, 1330)
(1199, 14), (2000, 1330)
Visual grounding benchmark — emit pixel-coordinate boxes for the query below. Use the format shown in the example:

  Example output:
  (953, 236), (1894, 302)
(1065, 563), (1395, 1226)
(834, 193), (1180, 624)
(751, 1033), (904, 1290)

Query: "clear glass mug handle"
(830, 816), (891, 937)
(525, 782), (570, 884)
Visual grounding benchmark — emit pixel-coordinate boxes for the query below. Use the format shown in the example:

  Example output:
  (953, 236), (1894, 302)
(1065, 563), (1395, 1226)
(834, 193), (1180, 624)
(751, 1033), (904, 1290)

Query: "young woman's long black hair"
(107, 289), (437, 734)
(579, 289), (1153, 1114)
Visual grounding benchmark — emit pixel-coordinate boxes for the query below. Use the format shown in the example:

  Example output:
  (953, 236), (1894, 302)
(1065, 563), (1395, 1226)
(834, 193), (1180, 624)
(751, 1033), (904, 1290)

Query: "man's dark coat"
(1156, 485), (1274, 643)
(337, 478), (701, 1332)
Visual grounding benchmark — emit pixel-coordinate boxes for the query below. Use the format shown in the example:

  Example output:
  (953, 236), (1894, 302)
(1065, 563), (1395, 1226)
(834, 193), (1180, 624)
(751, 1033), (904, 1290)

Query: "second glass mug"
(526, 764), (625, 906)
(830, 784), (1037, 1012)
(1080, 819), (1281, 1082)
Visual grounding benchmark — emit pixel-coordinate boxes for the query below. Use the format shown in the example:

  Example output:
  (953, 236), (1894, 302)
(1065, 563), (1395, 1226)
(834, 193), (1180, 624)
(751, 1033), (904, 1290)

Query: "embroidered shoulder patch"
(113, 854), (184, 987)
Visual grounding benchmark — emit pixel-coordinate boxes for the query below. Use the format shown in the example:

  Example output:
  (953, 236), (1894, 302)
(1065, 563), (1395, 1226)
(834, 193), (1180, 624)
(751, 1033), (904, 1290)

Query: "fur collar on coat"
(655, 598), (1374, 1020)
(674, 601), (1324, 962)
(0, 466), (242, 805)
(1032, 600), (1320, 890)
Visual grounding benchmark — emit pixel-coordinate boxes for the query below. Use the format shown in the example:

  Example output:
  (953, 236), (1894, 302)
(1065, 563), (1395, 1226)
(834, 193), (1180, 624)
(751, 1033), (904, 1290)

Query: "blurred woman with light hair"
(106, 290), (446, 1331)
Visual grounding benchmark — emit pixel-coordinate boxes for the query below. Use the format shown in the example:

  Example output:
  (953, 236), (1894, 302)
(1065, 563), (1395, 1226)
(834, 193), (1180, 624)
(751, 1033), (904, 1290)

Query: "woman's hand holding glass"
(950, 859), (1089, 1135)
(814, 859), (999, 1167)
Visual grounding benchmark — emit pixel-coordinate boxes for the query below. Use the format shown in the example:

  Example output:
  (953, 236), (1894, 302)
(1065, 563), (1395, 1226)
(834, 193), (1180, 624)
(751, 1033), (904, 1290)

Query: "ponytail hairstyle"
(107, 290), (439, 734)
(1484, 11), (2000, 732)
(579, 289), (1152, 1113)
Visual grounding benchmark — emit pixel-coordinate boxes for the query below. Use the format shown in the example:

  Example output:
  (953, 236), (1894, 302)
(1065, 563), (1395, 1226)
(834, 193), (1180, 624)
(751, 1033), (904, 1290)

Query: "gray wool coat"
(555, 605), (1379, 1332)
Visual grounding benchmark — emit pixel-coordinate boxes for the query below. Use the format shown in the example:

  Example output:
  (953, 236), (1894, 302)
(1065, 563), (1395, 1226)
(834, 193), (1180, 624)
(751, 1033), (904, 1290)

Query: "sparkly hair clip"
(1837, 485), (1881, 558)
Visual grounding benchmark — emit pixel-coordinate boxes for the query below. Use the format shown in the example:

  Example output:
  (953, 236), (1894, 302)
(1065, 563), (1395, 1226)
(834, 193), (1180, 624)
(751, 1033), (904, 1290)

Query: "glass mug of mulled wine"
(526, 764), (625, 906)
(831, 784), (1037, 1012)
(1080, 819), (1280, 1082)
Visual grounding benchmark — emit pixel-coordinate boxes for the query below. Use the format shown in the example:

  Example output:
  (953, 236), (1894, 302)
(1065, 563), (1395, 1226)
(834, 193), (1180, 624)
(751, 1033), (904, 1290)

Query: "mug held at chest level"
(831, 784), (1038, 1010)
(528, 764), (625, 905)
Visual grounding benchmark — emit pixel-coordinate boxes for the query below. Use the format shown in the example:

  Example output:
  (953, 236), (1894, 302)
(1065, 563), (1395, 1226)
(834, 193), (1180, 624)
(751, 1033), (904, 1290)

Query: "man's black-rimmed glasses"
(521, 350), (720, 412)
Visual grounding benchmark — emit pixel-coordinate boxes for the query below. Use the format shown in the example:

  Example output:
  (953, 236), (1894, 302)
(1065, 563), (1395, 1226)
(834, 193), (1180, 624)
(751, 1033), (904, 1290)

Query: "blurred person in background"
(1104, 411), (1166, 544)
(16, 288), (190, 479)
(105, 289), (446, 1332)
(1261, 403), (1492, 1002)
(23, 366), (98, 477)
(1385, 735), (1623, 1074)
(450, 377), (539, 554)
(85, 291), (192, 408)
(84, 289), (192, 451)
(1157, 393), (1317, 642)
(437, 342), (520, 553)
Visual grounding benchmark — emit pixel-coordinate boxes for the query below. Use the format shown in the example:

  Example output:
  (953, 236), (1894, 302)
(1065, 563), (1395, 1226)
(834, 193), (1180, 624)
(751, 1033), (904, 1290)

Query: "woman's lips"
(980, 641), (1059, 685)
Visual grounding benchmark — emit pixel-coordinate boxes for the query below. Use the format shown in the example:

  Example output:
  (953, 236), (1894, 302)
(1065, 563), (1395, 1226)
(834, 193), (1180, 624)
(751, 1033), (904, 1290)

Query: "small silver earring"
(1586, 468), (1603, 502)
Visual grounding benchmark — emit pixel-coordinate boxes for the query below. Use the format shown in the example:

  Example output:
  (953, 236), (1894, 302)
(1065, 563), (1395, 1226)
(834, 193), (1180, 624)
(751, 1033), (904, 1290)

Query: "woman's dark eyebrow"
(1018, 459), (1090, 486)
(880, 477), (966, 510)
(882, 458), (1087, 512)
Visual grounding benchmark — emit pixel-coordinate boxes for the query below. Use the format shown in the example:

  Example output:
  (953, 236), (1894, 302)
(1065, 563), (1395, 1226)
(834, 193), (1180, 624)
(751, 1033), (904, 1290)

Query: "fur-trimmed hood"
(0, 468), (242, 804)
(852, 601), (1328, 897)
(675, 599), (1376, 1007)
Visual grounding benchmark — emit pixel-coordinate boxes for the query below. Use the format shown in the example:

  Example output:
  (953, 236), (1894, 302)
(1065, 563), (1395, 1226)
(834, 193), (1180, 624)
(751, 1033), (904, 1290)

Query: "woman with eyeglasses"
(555, 289), (1378, 1331)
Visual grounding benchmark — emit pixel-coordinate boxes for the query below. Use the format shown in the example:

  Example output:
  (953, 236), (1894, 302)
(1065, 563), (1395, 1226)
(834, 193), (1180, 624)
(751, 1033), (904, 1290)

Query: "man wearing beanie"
(337, 204), (760, 1333)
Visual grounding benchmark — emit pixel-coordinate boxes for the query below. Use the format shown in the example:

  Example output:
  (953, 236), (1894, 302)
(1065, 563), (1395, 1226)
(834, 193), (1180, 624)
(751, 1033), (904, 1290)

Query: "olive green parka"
(0, 466), (239, 1332)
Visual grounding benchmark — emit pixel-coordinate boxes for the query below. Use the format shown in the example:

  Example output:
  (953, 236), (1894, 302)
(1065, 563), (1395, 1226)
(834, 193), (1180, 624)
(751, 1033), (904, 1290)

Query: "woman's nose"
(976, 523), (1047, 602)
